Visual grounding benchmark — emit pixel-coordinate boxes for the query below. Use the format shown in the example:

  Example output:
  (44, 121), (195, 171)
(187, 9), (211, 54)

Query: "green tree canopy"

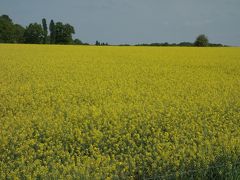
(0, 15), (82, 45)
(0, 15), (25, 43)
(0, 15), (15, 43)
(73, 38), (83, 45)
(24, 23), (44, 44)
(194, 34), (209, 47)
(55, 22), (75, 44)
(13, 24), (25, 43)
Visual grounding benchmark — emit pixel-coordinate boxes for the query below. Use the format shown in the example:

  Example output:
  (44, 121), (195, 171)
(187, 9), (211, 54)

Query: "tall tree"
(0, 15), (25, 43)
(24, 23), (44, 44)
(42, 18), (48, 44)
(55, 22), (75, 44)
(95, 41), (100, 46)
(13, 24), (25, 43)
(0, 15), (15, 43)
(49, 20), (56, 44)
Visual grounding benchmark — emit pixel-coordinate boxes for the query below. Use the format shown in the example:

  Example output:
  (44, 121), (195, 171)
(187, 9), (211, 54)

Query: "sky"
(1, 0), (240, 46)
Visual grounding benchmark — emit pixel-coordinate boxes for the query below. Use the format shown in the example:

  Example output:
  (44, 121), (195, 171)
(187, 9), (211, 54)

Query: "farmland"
(0, 44), (240, 179)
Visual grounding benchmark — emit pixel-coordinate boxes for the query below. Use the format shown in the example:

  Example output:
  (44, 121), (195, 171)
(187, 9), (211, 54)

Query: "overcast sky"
(1, 0), (240, 45)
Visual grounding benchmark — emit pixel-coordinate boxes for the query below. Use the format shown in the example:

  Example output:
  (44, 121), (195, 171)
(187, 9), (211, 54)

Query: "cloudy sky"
(1, 0), (240, 45)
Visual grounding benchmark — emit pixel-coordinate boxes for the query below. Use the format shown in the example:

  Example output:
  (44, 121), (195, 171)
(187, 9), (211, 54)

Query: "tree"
(24, 23), (44, 44)
(1, 15), (12, 23)
(194, 34), (209, 47)
(42, 18), (48, 44)
(73, 38), (83, 45)
(13, 24), (25, 43)
(0, 15), (25, 43)
(95, 40), (100, 46)
(178, 42), (193, 46)
(0, 15), (15, 43)
(55, 22), (75, 44)
(49, 20), (56, 44)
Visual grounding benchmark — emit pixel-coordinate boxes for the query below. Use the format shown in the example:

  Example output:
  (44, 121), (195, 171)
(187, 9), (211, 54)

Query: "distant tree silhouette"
(13, 24), (25, 43)
(24, 23), (44, 44)
(73, 38), (83, 45)
(95, 41), (109, 46)
(42, 18), (48, 44)
(178, 42), (193, 46)
(194, 34), (209, 47)
(95, 40), (100, 46)
(49, 20), (56, 44)
(54, 22), (75, 44)
(0, 15), (25, 43)
(0, 14), (227, 46)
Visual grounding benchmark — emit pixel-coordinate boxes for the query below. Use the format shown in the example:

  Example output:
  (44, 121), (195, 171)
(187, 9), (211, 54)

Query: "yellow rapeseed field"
(0, 44), (240, 179)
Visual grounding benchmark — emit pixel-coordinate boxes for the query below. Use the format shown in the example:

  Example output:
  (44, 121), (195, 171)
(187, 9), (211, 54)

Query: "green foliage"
(24, 23), (44, 44)
(95, 40), (100, 45)
(194, 34), (209, 47)
(0, 15), (25, 43)
(49, 20), (56, 44)
(0, 15), (14, 43)
(42, 18), (48, 44)
(1, 14), (225, 47)
(95, 41), (109, 46)
(73, 38), (83, 45)
(13, 24), (25, 43)
(55, 22), (75, 44)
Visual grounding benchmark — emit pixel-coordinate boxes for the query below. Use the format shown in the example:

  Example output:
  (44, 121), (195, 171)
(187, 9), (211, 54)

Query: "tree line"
(0, 14), (226, 47)
(136, 35), (225, 47)
(0, 15), (86, 45)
